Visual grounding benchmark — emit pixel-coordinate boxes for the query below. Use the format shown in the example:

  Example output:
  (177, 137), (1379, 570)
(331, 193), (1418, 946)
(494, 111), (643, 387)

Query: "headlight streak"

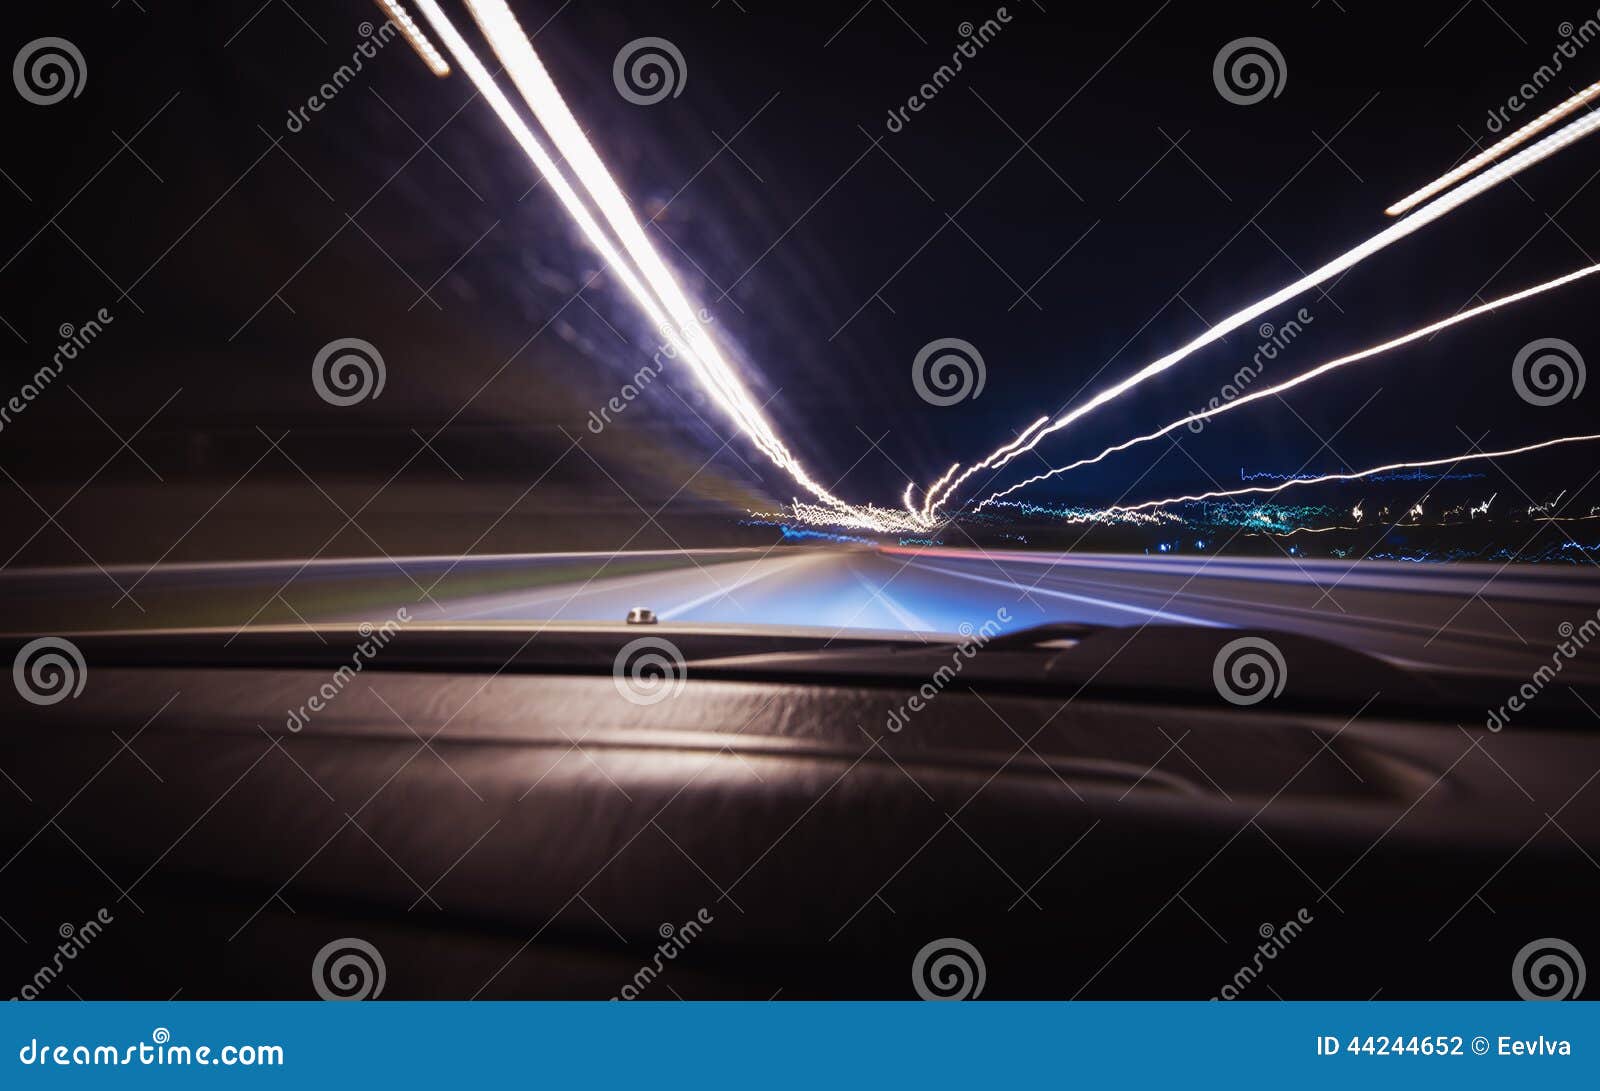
(456, 0), (758, 433)
(987, 493), (1532, 540)
(382, 13), (1600, 543)
(763, 500), (928, 534)
(410, 0), (900, 529)
(1245, 469), (1484, 482)
(372, 0), (452, 76)
(1081, 433), (1600, 519)
(971, 259), (1600, 510)
(1528, 489), (1568, 515)
(981, 499), (1179, 526)
(917, 104), (1600, 525)
(1384, 78), (1600, 217)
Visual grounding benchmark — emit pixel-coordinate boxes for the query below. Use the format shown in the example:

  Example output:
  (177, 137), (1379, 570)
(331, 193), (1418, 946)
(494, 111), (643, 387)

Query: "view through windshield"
(3, 1), (1598, 681)
(8, 0), (1600, 1048)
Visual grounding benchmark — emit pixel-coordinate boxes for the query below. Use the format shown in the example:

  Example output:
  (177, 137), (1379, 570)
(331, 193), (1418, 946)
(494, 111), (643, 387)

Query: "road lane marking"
(905, 560), (1224, 627)
(444, 559), (754, 621)
(848, 563), (932, 632)
(657, 553), (817, 620)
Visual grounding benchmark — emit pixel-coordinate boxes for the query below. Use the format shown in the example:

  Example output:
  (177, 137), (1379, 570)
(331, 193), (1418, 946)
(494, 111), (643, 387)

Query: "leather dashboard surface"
(2, 665), (1596, 998)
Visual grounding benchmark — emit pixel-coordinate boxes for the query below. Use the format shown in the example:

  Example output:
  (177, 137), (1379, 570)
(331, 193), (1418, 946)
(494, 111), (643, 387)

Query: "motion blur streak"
(372, 0), (451, 76)
(410, 1), (904, 529)
(782, 499), (931, 534)
(976, 259), (1600, 509)
(1384, 78), (1600, 216)
(458, 1), (776, 457)
(919, 105), (1600, 524)
(913, 418), (1048, 515)
(1089, 432), (1600, 517)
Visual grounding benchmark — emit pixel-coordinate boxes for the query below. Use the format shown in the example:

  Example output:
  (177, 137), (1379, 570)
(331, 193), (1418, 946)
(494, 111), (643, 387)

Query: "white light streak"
(373, 0), (451, 77)
(921, 104), (1600, 524)
(1385, 79), (1600, 216)
(755, 501), (928, 534)
(974, 258), (1600, 509)
(408, 0), (891, 528)
(1083, 433), (1600, 518)
(382, 10), (1600, 541)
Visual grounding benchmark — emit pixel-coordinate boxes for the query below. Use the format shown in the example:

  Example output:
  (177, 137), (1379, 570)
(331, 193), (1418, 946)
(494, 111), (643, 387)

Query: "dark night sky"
(2, 1), (1599, 560)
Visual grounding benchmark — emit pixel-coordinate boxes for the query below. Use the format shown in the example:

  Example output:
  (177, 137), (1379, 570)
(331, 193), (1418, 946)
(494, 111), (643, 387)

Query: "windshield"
(4, 2), (1598, 688)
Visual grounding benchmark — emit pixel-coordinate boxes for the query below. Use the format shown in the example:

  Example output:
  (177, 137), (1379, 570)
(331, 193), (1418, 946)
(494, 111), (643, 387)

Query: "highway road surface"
(5, 544), (1599, 682)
